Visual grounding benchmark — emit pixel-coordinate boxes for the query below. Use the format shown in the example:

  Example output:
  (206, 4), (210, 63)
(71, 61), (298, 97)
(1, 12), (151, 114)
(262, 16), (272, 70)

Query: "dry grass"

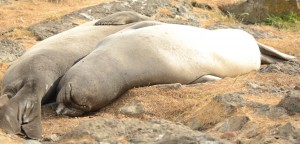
(0, 0), (300, 141)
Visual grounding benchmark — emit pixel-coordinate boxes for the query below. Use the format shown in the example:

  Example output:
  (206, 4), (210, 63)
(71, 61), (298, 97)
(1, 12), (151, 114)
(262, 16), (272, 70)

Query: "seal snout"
(56, 82), (87, 117)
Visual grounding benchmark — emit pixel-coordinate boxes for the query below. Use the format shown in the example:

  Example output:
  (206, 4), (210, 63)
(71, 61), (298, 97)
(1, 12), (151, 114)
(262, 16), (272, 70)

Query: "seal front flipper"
(189, 75), (222, 84)
(94, 11), (150, 25)
(0, 96), (42, 139)
(0, 80), (42, 139)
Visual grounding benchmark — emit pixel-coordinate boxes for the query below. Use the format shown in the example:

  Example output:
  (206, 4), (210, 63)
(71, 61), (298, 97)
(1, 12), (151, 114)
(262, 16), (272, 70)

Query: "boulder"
(28, 0), (200, 40)
(220, 0), (300, 23)
(277, 89), (300, 115)
(58, 118), (228, 143)
(218, 116), (250, 132)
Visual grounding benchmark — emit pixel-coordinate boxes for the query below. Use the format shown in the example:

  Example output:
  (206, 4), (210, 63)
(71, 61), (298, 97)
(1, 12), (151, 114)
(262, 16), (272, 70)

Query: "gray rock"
(28, 0), (200, 41)
(219, 0), (300, 24)
(254, 105), (288, 119)
(218, 116), (249, 132)
(277, 90), (300, 115)
(213, 93), (247, 111)
(273, 123), (300, 143)
(294, 85), (300, 90)
(119, 101), (144, 115)
(0, 38), (24, 62)
(58, 118), (228, 144)
(260, 58), (300, 76)
(28, 20), (76, 41)
(43, 134), (60, 142)
(245, 82), (262, 89)
(24, 140), (42, 144)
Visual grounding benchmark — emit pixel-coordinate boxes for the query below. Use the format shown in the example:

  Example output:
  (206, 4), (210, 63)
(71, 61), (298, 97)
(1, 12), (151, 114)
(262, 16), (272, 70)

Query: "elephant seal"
(56, 21), (295, 117)
(0, 11), (149, 139)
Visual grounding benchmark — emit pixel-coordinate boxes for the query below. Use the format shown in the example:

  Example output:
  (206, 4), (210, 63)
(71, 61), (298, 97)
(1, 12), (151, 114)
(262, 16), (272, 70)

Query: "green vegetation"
(263, 12), (300, 29)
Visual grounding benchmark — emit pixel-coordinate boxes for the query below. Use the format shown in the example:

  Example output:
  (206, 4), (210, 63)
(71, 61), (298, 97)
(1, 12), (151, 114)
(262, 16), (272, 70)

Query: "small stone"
(273, 123), (300, 143)
(245, 82), (261, 89)
(218, 116), (249, 132)
(245, 130), (259, 138)
(294, 86), (300, 90)
(277, 90), (300, 115)
(220, 131), (237, 140)
(43, 134), (60, 142)
(24, 140), (42, 144)
(119, 101), (144, 115)
(266, 106), (288, 119)
(213, 93), (247, 109)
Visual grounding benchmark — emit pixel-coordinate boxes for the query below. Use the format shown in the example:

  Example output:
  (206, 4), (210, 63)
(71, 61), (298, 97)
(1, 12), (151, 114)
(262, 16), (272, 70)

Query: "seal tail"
(258, 42), (296, 64)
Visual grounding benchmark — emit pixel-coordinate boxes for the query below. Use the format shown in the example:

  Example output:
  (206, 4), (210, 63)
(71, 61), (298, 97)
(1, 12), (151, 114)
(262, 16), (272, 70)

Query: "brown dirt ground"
(0, 0), (300, 142)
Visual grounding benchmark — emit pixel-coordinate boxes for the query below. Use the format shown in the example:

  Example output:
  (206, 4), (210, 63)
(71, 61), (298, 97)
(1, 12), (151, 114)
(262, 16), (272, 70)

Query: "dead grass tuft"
(184, 100), (236, 129)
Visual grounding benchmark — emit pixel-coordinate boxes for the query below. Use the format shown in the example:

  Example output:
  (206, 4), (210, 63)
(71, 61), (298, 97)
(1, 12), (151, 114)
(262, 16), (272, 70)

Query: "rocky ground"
(0, 0), (300, 143)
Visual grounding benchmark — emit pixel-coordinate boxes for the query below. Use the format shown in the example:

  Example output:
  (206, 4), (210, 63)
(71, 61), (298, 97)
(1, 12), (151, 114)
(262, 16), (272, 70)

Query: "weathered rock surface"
(58, 118), (227, 144)
(260, 58), (300, 75)
(28, 0), (200, 41)
(119, 101), (144, 115)
(218, 116), (249, 132)
(277, 89), (300, 115)
(274, 123), (300, 143)
(220, 0), (300, 23)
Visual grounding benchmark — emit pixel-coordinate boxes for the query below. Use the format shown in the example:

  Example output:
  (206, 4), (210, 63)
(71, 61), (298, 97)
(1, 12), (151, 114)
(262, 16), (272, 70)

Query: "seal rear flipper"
(258, 42), (296, 64)
(189, 75), (222, 84)
(95, 11), (150, 25)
